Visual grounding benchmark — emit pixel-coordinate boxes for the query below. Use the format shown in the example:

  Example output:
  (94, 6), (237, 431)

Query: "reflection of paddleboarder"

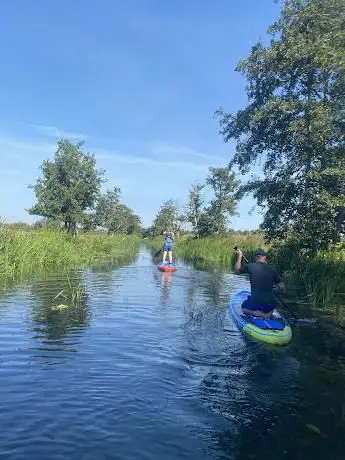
(160, 272), (172, 305)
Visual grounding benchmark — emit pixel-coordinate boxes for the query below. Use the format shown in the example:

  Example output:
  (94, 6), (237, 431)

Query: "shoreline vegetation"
(0, 225), (140, 280)
(148, 234), (345, 308)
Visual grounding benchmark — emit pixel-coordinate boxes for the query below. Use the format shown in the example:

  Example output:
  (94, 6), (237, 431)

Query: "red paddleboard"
(157, 263), (177, 272)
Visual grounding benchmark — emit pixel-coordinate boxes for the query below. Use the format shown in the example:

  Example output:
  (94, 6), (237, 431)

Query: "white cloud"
(0, 135), (54, 154)
(152, 143), (227, 163)
(94, 149), (211, 171)
(30, 125), (87, 140)
(0, 131), (224, 174)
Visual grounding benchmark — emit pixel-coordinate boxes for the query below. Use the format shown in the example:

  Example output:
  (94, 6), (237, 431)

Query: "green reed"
(52, 274), (86, 309)
(0, 227), (140, 279)
(175, 233), (267, 266)
(290, 253), (344, 308)
(268, 242), (345, 307)
(153, 233), (345, 308)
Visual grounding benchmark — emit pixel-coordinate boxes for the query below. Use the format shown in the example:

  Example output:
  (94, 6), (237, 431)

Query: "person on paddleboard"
(162, 231), (174, 265)
(234, 248), (284, 319)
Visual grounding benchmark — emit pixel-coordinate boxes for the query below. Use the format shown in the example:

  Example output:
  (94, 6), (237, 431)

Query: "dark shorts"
(164, 244), (173, 252)
(241, 295), (274, 314)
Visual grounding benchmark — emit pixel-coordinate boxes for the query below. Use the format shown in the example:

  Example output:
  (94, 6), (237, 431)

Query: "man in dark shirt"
(234, 248), (284, 319)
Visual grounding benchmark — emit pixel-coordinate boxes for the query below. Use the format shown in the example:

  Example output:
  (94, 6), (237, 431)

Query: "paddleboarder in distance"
(162, 231), (174, 265)
(234, 248), (284, 319)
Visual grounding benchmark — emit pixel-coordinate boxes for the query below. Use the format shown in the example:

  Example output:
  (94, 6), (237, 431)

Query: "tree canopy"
(217, 0), (345, 252)
(185, 184), (205, 238)
(28, 139), (141, 235)
(110, 203), (141, 235)
(28, 140), (104, 233)
(94, 187), (121, 230)
(185, 167), (239, 237)
(94, 186), (141, 234)
(150, 200), (182, 236)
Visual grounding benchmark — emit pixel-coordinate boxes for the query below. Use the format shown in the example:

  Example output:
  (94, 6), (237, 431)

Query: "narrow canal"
(0, 245), (344, 459)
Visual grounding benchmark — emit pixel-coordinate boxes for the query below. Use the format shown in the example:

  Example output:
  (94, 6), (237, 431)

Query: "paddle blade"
(154, 246), (163, 258)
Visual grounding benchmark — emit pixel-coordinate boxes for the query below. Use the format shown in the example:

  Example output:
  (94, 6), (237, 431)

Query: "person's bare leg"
(168, 251), (172, 264)
(162, 251), (167, 263)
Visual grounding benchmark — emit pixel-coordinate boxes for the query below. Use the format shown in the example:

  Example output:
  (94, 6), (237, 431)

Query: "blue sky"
(0, 0), (280, 228)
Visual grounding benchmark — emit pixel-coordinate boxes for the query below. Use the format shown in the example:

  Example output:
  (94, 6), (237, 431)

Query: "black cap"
(255, 248), (266, 257)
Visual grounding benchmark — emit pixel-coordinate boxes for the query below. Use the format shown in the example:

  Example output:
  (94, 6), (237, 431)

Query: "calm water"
(1, 245), (345, 460)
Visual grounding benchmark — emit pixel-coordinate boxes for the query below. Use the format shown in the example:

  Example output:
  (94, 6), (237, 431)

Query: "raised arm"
(234, 248), (243, 274)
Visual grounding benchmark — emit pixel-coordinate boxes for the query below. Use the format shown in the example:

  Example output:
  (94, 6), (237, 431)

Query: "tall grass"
(0, 227), (140, 279)
(153, 233), (345, 308)
(175, 234), (267, 267)
(271, 245), (345, 307)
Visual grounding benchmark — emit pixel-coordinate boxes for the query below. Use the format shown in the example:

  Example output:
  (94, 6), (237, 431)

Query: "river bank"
(148, 235), (345, 308)
(0, 227), (140, 280)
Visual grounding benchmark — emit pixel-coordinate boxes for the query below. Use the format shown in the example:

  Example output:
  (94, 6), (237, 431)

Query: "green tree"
(94, 187), (141, 234)
(184, 168), (239, 237)
(28, 140), (104, 234)
(33, 217), (62, 230)
(204, 167), (239, 234)
(186, 183), (205, 237)
(152, 200), (182, 236)
(217, 0), (345, 252)
(109, 203), (141, 235)
(94, 187), (121, 230)
(81, 213), (97, 232)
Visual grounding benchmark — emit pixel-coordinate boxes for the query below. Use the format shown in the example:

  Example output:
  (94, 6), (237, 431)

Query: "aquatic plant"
(52, 274), (86, 309)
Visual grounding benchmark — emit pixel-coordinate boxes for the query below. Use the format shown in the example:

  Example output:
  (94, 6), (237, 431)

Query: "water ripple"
(0, 246), (344, 459)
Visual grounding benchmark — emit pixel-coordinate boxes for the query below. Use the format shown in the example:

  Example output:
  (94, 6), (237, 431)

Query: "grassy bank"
(147, 233), (266, 266)
(0, 227), (140, 279)
(271, 246), (345, 308)
(176, 233), (266, 266)
(149, 234), (345, 308)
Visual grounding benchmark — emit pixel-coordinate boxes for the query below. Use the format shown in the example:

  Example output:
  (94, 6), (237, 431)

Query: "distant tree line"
(28, 139), (141, 235)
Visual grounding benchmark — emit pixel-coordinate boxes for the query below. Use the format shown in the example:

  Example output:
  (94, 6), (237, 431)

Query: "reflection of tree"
(199, 322), (345, 460)
(182, 271), (226, 328)
(86, 263), (122, 289)
(198, 349), (299, 458)
(184, 257), (221, 273)
(200, 272), (224, 308)
(87, 251), (138, 273)
(185, 275), (197, 308)
(29, 270), (89, 345)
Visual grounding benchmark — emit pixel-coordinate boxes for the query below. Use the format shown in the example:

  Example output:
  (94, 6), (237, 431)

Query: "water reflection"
(87, 251), (138, 273)
(29, 271), (89, 356)
(200, 271), (224, 306)
(159, 272), (173, 305)
(1, 246), (345, 459)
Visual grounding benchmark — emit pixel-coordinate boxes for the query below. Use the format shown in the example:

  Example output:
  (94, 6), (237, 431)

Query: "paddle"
(234, 247), (249, 263)
(154, 246), (164, 258)
(233, 246), (316, 325)
(154, 247), (176, 265)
